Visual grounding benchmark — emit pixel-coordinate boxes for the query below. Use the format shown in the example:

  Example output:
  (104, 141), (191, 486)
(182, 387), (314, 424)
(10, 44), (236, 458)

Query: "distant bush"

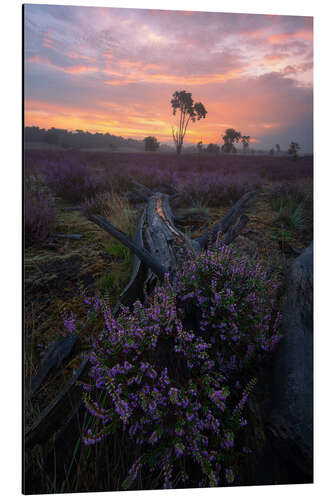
(205, 143), (220, 154)
(24, 176), (56, 247)
(143, 136), (160, 152)
(79, 237), (282, 489)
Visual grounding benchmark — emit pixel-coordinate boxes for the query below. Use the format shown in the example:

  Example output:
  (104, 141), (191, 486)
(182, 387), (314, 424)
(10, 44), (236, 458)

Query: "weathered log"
(221, 214), (249, 246)
(62, 206), (83, 212)
(112, 208), (147, 315)
(196, 190), (257, 250)
(130, 180), (153, 200)
(266, 242), (313, 481)
(25, 355), (89, 449)
(56, 233), (83, 240)
(88, 213), (167, 280)
(89, 191), (254, 295)
(25, 333), (78, 401)
(246, 242), (313, 485)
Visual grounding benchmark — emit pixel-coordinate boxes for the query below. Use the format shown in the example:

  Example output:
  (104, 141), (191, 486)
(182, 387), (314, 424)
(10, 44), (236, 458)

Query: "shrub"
(83, 192), (136, 236)
(24, 176), (56, 247)
(269, 184), (311, 231)
(79, 236), (282, 489)
(83, 192), (114, 216)
(42, 160), (106, 203)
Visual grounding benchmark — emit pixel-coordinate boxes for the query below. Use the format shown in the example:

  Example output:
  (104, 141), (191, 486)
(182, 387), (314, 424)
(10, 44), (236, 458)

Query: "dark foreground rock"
(249, 242), (313, 485)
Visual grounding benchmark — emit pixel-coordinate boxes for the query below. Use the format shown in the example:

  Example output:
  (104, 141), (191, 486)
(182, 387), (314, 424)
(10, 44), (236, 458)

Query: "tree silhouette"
(143, 136), (160, 152)
(288, 142), (300, 160)
(221, 129), (242, 153)
(276, 143), (281, 154)
(171, 90), (207, 154)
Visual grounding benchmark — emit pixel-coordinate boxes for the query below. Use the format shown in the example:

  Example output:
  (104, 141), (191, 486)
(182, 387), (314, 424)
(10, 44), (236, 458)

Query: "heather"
(25, 150), (313, 208)
(40, 158), (109, 203)
(78, 236), (281, 489)
(24, 174), (56, 247)
(24, 148), (312, 493)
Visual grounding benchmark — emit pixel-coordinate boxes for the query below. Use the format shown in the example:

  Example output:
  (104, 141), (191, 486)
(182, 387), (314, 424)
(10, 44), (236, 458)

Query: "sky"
(24, 4), (313, 152)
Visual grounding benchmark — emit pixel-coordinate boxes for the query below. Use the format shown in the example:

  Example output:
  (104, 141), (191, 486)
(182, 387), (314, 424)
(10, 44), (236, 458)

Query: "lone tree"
(144, 136), (160, 152)
(221, 128), (243, 153)
(171, 90), (207, 154)
(288, 141), (300, 161)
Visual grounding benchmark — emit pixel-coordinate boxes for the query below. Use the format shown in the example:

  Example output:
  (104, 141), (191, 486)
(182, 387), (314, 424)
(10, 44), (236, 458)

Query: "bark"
(56, 234), (83, 240)
(196, 190), (257, 250)
(25, 355), (89, 450)
(25, 333), (78, 401)
(266, 242), (313, 481)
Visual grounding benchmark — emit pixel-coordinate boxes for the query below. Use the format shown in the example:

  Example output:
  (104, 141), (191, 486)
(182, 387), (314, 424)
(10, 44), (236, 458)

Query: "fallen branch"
(25, 333), (78, 401)
(88, 214), (167, 279)
(196, 190), (257, 250)
(25, 355), (89, 450)
(56, 234), (83, 240)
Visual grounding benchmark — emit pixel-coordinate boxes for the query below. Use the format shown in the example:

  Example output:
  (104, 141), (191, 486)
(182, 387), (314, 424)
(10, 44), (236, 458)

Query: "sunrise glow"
(24, 6), (313, 151)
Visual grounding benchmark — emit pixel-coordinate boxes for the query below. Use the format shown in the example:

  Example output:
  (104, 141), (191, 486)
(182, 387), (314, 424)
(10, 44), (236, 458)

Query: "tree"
(288, 141), (300, 161)
(197, 141), (204, 154)
(143, 136), (160, 152)
(205, 143), (220, 154)
(171, 90), (207, 154)
(269, 148), (275, 155)
(241, 135), (250, 153)
(276, 143), (281, 154)
(221, 129), (242, 153)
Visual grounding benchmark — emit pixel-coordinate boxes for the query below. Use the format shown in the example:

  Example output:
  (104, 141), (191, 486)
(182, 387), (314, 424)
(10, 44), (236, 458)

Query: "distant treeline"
(24, 126), (173, 152)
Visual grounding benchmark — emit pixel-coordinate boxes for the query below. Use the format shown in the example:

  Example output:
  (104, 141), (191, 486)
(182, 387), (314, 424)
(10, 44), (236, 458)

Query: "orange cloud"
(264, 53), (287, 62)
(64, 65), (99, 74)
(268, 33), (291, 44)
(268, 29), (312, 44)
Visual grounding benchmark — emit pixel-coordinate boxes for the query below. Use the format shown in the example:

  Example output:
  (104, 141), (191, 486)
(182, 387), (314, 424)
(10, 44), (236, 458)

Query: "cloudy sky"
(24, 4), (313, 151)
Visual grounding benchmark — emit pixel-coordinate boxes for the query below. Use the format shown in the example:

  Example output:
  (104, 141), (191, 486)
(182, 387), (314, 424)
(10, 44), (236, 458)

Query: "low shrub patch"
(74, 236), (282, 489)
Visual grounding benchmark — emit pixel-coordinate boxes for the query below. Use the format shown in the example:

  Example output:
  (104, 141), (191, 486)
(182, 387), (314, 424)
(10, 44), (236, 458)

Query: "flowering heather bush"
(41, 160), (107, 203)
(78, 236), (282, 489)
(25, 150), (312, 207)
(24, 176), (56, 247)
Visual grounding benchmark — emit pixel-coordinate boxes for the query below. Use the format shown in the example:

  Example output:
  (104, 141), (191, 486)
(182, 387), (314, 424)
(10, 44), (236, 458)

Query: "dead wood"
(25, 333), (78, 401)
(88, 213), (167, 279)
(25, 355), (89, 450)
(196, 190), (257, 250)
(112, 208), (147, 315)
(56, 234), (83, 240)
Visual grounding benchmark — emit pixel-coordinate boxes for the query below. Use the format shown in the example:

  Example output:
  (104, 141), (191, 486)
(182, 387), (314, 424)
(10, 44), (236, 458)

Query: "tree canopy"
(171, 90), (207, 154)
(143, 136), (160, 152)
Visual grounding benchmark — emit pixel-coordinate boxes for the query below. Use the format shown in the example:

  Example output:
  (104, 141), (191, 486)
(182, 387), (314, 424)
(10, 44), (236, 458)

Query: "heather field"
(24, 149), (313, 493)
